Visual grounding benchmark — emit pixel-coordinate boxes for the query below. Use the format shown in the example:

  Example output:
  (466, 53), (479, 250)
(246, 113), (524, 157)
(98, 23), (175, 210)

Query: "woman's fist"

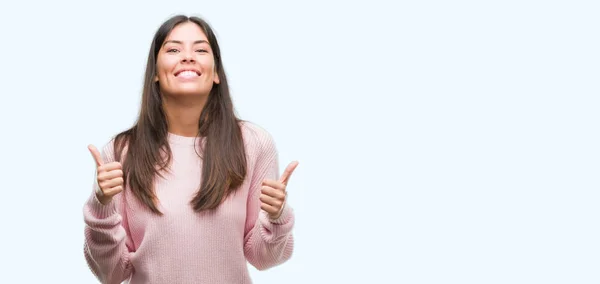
(88, 145), (124, 205)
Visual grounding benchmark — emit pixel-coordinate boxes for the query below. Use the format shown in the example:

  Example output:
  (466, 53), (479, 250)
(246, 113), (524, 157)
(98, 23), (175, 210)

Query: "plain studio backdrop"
(0, 0), (598, 283)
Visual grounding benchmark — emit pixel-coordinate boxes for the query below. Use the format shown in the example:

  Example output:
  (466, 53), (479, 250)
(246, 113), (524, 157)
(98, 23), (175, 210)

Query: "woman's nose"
(181, 52), (195, 63)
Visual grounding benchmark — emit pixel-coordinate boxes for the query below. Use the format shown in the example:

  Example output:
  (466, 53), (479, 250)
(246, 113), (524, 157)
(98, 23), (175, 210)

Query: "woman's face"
(155, 21), (220, 97)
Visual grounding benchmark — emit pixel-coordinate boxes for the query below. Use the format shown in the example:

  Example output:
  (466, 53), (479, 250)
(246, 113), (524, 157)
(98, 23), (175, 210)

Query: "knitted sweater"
(82, 122), (294, 284)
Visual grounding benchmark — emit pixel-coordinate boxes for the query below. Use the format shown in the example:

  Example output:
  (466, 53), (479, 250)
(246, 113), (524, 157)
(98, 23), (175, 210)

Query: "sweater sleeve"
(243, 130), (295, 271)
(82, 141), (135, 284)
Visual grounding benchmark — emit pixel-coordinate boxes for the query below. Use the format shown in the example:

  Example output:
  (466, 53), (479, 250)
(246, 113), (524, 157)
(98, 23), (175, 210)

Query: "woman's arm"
(243, 131), (295, 271)
(83, 142), (135, 283)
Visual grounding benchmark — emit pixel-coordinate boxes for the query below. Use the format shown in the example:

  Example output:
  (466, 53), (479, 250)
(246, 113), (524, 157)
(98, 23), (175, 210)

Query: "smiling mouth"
(175, 70), (201, 78)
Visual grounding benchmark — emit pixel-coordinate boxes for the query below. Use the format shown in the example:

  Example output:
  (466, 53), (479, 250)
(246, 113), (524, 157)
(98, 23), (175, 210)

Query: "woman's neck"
(162, 94), (208, 137)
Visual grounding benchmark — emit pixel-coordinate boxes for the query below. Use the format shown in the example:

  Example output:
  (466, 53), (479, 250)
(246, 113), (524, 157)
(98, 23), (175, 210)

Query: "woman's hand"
(260, 161), (299, 219)
(88, 144), (124, 205)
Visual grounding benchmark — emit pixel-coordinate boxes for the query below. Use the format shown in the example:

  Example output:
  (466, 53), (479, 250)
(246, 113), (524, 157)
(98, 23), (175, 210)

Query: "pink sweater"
(82, 122), (294, 284)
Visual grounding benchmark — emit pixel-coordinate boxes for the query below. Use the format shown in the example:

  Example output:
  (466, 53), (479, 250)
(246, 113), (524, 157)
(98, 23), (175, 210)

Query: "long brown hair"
(113, 15), (247, 215)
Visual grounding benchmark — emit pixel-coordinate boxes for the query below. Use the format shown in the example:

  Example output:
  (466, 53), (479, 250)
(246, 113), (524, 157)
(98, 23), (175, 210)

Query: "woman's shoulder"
(239, 120), (277, 153)
(97, 129), (133, 163)
(239, 120), (271, 137)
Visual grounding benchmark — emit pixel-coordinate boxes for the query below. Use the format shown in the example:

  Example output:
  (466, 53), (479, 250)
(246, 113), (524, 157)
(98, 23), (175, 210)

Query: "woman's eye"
(196, 49), (208, 53)
(167, 48), (179, 53)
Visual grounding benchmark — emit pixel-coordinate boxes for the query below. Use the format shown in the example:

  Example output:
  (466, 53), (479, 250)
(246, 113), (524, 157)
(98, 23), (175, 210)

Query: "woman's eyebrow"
(163, 40), (209, 46)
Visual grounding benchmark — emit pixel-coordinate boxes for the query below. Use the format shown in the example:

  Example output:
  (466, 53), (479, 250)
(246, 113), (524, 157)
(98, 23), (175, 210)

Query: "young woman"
(83, 15), (298, 284)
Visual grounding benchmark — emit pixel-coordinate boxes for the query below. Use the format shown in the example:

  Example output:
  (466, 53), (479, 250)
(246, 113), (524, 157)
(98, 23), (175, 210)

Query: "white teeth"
(177, 71), (199, 77)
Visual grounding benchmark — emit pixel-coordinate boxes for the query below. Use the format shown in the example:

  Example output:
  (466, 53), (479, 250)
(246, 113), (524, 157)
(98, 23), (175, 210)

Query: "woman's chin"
(169, 87), (211, 97)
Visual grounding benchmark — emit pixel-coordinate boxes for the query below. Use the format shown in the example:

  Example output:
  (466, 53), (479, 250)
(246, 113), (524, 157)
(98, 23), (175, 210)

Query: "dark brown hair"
(113, 15), (247, 215)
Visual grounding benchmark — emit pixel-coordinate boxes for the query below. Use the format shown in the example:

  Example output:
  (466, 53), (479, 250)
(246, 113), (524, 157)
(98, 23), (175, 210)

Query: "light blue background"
(0, 0), (598, 283)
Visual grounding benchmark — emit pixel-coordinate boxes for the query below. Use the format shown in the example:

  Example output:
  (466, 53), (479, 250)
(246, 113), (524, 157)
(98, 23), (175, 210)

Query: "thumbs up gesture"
(88, 145), (124, 205)
(260, 161), (299, 220)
